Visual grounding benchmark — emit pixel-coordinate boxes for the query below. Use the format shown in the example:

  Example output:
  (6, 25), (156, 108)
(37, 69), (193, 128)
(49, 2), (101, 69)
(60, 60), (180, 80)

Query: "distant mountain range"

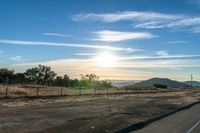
(183, 81), (200, 87)
(111, 80), (140, 88)
(124, 78), (190, 89)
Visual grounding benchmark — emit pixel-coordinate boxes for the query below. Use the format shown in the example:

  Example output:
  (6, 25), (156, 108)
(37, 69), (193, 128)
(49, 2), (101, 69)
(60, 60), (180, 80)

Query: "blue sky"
(0, 0), (200, 81)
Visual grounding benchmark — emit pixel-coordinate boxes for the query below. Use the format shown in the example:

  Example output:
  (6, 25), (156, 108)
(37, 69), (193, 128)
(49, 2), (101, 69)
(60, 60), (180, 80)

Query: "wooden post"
(107, 88), (109, 96)
(37, 88), (39, 97)
(94, 87), (97, 95)
(79, 87), (81, 95)
(60, 88), (63, 96)
(5, 87), (8, 99)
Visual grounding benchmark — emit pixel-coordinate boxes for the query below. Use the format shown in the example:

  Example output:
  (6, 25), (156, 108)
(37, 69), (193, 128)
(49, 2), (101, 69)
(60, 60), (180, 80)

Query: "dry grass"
(0, 84), (198, 98)
(0, 85), (29, 97)
(0, 84), (120, 98)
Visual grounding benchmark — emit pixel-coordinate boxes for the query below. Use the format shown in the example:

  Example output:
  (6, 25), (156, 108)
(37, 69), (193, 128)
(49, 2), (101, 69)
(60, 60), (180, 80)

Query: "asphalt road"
(133, 103), (200, 133)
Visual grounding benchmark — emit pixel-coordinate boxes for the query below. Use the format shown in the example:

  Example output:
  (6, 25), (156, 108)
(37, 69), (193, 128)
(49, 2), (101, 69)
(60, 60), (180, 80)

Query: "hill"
(184, 81), (200, 87)
(111, 80), (140, 88)
(125, 78), (190, 89)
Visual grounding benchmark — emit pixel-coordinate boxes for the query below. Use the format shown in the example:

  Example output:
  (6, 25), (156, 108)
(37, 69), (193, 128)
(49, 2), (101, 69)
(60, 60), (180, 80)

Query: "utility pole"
(191, 74), (193, 87)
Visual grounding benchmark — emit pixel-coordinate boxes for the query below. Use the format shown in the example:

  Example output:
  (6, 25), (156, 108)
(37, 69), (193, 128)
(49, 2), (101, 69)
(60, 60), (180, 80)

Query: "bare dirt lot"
(0, 89), (200, 133)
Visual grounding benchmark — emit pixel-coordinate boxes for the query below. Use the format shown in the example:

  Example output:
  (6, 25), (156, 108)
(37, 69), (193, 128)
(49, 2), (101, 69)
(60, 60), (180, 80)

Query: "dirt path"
(0, 90), (199, 133)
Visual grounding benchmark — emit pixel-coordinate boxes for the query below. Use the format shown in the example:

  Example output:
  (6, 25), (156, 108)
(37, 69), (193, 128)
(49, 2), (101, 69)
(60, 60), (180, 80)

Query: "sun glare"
(94, 52), (117, 68)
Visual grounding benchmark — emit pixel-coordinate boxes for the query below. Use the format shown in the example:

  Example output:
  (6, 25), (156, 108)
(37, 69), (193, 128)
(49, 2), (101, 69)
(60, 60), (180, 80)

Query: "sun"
(94, 52), (117, 68)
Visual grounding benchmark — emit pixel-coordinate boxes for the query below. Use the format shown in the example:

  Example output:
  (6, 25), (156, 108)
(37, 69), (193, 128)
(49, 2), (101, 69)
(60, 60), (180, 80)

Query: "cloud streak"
(72, 11), (180, 23)
(12, 52), (200, 80)
(74, 53), (97, 56)
(118, 54), (200, 60)
(73, 11), (200, 32)
(93, 30), (156, 42)
(0, 39), (139, 52)
(13, 57), (200, 80)
(43, 33), (73, 37)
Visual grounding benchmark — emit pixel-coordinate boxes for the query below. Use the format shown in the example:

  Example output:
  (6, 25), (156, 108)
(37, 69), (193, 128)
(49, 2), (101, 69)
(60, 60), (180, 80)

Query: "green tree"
(25, 65), (57, 85)
(79, 74), (99, 88)
(63, 74), (70, 87)
(54, 76), (64, 86)
(69, 79), (79, 87)
(0, 68), (15, 84)
(154, 84), (167, 89)
(14, 73), (25, 84)
(98, 80), (113, 88)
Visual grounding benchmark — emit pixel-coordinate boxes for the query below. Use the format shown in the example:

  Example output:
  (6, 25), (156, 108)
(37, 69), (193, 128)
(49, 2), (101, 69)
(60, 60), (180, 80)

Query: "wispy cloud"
(0, 39), (139, 52)
(191, 26), (200, 33)
(12, 51), (200, 80)
(134, 21), (166, 29)
(13, 57), (200, 80)
(156, 50), (169, 56)
(92, 30), (156, 42)
(167, 17), (200, 28)
(10, 56), (22, 61)
(74, 51), (200, 60)
(13, 58), (153, 80)
(73, 11), (200, 32)
(118, 54), (200, 60)
(72, 11), (180, 22)
(43, 33), (73, 38)
(133, 17), (200, 30)
(168, 40), (188, 44)
(74, 53), (96, 56)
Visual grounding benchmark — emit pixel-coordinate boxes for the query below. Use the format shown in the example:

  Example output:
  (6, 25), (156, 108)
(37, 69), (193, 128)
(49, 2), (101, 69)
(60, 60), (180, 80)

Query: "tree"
(69, 79), (79, 87)
(63, 74), (70, 87)
(25, 65), (57, 85)
(54, 76), (64, 86)
(98, 80), (113, 88)
(0, 68), (15, 84)
(79, 74), (99, 88)
(154, 84), (167, 89)
(14, 73), (25, 84)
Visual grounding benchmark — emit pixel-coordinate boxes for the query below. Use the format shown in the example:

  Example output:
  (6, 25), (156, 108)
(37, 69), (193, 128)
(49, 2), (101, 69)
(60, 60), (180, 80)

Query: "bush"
(154, 84), (167, 89)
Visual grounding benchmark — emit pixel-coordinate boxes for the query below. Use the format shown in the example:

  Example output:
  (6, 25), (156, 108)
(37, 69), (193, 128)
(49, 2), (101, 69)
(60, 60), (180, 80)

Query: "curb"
(114, 100), (200, 133)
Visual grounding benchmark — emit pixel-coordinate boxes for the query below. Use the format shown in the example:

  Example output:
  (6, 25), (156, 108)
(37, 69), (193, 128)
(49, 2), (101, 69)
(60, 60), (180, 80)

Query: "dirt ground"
(0, 89), (200, 133)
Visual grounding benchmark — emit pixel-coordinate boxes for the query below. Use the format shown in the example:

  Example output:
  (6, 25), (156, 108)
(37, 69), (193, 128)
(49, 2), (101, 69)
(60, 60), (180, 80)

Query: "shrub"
(154, 84), (167, 89)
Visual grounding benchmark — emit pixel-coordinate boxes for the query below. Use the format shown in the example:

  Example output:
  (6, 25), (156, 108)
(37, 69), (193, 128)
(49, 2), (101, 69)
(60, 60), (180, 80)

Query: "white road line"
(186, 119), (200, 133)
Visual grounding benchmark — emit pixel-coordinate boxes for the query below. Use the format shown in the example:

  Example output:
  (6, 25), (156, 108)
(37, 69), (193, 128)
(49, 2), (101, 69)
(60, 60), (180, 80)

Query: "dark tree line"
(0, 65), (113, 88)
(154, 84), (168, 89)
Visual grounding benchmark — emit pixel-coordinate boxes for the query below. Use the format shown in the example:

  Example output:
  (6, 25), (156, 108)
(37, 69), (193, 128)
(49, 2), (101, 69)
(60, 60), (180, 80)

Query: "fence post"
(5, 87), (8, 99)
(37, 88), (39, 97)
(107, 88), (109, 96)
(94, 87), (96, 95)
(60, 87), (63, 96)
(79, 87), (81, 95)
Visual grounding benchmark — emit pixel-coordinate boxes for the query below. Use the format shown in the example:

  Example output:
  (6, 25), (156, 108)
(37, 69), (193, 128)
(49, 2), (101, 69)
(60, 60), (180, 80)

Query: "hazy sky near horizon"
(0, 0), (200, 81)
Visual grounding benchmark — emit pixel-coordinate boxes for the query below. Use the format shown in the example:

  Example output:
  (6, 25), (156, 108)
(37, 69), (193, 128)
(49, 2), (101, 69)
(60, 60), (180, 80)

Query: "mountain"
(184, 81), (200, 87)
(111, 80), (140, 88)
(125, 78), (190, 89)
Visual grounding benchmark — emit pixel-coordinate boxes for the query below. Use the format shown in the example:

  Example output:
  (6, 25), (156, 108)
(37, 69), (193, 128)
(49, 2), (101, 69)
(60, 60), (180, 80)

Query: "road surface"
(133, 103), (200, 133)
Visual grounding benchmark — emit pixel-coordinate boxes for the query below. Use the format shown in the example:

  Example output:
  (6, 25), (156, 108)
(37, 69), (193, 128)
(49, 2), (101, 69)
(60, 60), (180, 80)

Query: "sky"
(0, 0), (200, 81)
